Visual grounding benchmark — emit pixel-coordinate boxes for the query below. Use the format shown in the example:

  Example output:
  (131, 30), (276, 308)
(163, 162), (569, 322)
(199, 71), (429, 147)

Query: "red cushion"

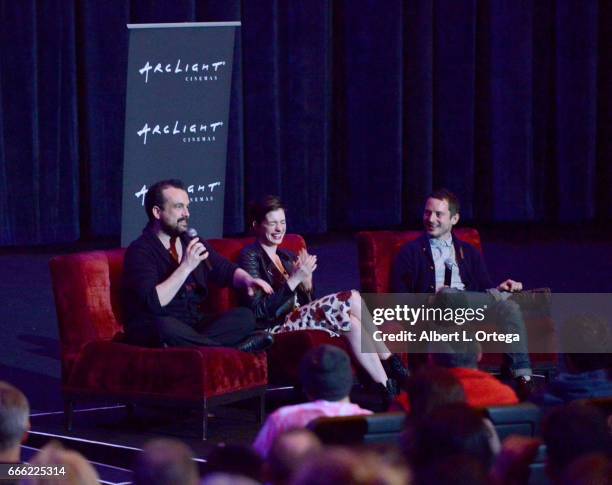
(66, 342), (267, 399)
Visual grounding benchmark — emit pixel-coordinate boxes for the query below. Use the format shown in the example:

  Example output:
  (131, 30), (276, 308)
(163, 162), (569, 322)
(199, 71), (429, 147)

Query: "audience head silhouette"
(299, 345), (353, 401)
(0, 381), (29, 463)
(133, 438), (199, 485)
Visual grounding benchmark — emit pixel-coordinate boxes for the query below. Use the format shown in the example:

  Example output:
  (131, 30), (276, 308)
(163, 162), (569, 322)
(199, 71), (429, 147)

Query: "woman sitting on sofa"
(238, 195), (407, 396)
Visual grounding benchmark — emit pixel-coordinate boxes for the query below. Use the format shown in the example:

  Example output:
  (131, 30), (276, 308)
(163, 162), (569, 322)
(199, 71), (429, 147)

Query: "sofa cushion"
(66, 341), (268, 399)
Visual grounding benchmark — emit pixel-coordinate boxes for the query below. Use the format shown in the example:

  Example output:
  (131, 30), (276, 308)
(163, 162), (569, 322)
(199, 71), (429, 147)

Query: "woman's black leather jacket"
(238, 242), (313, 325)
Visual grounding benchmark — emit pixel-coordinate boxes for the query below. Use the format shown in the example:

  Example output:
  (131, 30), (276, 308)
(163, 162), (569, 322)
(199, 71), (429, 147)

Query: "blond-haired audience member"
(20, 441), (100, 485)
(0, 381), (30, 464)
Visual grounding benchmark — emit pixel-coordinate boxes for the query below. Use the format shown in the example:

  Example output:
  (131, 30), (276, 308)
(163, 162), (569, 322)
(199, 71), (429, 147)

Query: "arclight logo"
(137, 120), (224, 145)
(139, 59), (227, 83)
(135, 181), (222, 206)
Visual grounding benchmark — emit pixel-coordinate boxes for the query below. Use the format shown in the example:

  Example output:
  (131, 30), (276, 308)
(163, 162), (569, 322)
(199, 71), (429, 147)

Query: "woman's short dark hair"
(248, 195), (286, 226)
(144, 179), (186, 221)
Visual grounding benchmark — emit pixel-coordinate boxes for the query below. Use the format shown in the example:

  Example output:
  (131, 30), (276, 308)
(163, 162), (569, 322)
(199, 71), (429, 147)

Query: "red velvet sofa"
(356, 229), (557, 372)
(50, 247), (268, 439)
(49, 234), (352, 439)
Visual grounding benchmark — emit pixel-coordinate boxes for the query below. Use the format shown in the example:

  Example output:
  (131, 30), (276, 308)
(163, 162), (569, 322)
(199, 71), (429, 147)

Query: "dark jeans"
(438, 289), (532, 377)
(125, 307), (256, 348)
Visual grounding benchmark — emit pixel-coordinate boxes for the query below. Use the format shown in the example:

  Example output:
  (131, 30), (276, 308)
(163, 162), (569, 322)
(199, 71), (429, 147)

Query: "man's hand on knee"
(497, 279), (523, 292)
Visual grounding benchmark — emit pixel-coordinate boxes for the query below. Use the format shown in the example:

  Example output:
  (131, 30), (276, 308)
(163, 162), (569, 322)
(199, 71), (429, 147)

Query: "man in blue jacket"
(391, 189), (533, 393)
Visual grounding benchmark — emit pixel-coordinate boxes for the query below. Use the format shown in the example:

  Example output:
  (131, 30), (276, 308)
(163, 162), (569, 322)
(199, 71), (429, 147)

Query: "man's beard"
(160, 217), (188, 238)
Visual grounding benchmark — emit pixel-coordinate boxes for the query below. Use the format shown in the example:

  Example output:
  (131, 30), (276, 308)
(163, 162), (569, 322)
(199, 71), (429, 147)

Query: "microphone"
(444, 258), (453, 287)
(182, 227), (212, 270)
(185, 227), (198, 240)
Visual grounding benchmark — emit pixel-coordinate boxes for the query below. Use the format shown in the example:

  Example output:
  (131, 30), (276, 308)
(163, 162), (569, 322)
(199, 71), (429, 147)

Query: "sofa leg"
(201, 401), (208, 441)
(64, 399), (74, 431)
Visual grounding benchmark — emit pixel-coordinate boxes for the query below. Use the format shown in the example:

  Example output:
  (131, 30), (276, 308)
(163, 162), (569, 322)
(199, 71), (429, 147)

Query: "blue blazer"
(390, 233), (493, 293)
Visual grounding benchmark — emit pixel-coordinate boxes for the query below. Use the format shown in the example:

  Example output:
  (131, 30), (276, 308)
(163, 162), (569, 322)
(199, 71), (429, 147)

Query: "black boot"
(383, 354), (410, 383)
(372, 378), (398, 406)
(235, 331), (274, 353)
(386, 378), (399, 397)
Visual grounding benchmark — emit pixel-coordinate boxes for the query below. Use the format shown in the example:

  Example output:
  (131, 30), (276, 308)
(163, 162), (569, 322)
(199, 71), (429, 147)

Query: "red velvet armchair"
(50, 247), (268, 439)
(356, 229), (557, 372)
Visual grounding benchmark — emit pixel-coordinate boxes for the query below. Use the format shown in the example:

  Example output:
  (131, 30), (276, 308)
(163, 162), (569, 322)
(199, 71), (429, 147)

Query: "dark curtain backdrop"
(1, 0), (611, 246)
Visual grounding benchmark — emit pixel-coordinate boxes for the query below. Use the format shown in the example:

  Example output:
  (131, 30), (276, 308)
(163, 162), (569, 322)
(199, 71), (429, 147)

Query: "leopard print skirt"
(270, 290), (354, 338)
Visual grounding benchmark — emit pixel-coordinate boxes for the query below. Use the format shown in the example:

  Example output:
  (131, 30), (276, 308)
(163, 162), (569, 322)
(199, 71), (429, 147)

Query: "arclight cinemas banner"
(121, 22), (239, 246)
